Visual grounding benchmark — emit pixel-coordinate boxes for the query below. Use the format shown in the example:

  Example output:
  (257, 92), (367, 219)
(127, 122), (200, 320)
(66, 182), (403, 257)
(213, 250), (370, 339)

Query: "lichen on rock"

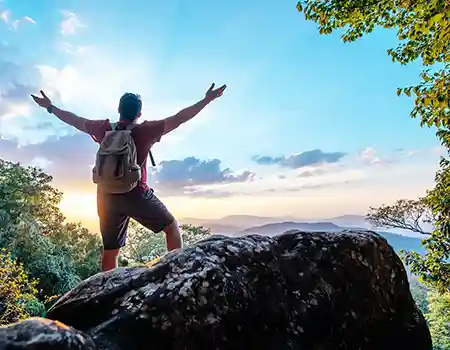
(0, 230), (432, 349)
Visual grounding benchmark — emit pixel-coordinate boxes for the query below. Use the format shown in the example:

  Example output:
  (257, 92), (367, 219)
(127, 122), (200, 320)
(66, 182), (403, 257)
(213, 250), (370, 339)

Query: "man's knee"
(163, 220), (179, 234)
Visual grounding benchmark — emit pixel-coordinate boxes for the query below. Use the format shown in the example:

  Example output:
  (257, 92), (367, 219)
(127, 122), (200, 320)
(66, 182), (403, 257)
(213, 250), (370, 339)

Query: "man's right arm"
(31, 90), (108, 141)
(50, 105), (110, 143)
(50, 106), (90, 133)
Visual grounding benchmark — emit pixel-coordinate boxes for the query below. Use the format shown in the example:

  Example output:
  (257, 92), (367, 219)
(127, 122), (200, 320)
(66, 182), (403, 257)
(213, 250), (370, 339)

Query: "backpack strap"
(109, 121), (156, 167)
(149, 150), (156, 167)
(110, 122), (136, 131)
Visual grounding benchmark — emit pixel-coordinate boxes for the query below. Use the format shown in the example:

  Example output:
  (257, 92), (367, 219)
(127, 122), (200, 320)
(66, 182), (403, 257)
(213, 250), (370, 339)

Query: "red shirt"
(85, 119), (165, 188)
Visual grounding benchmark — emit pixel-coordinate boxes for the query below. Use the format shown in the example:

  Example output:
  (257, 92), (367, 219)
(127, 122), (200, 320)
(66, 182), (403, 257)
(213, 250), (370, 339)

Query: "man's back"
(85, 119), (165, 188)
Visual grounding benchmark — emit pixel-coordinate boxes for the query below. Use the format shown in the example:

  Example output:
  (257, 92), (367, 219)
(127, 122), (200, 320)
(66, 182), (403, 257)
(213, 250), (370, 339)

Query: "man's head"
(118, 93), (142, 122)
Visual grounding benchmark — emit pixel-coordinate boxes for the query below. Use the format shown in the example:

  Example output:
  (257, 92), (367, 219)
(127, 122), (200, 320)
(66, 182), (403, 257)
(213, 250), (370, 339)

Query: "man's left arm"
(162, 83), (227, 135)
(162, 97), (211, 135)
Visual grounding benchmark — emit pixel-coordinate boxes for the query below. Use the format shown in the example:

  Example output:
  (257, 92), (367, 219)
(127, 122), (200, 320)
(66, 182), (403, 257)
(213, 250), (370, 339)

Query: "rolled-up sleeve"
(141, 120), (166, 145)
(85, 119), (110, 143)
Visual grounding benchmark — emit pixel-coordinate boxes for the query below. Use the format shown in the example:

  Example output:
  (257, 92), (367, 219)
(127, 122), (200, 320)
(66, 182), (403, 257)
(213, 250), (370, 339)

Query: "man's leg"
(97, 192), (130, 272)
(127, 187), (182, 252)
(102, 248), (120, 271)
(162, 220), (182, 251)
(100, 213), (129, 271)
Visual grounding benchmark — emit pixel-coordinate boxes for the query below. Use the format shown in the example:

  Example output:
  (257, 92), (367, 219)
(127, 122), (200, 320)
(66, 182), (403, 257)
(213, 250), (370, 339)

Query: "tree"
(409, 277), (450, 349)
(297, 0), (450, 292)
(122, 222), (212, 264)
(0, 248), (41, 325)
(179, 224), (213, 246)
(410, 277), (429, 315)
(0, 159), (102, 298)
(412, 159), (450, 293)
(0, 160), (64, 229)
(46, 222), (102, 281)
(426, 291), (450, 349)
(367, 199), (434, 235)
(121, 221), (167, 264)
(367, 196), (450, 292)
(0, 216), (82, 298)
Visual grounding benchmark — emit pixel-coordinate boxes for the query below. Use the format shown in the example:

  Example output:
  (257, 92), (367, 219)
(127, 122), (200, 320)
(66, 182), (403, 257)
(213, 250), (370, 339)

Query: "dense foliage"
(0, 248), (40, 325)
(0, 160), (102, 299)
(426, 290), (450, 350)
(410, 278), (450, 349)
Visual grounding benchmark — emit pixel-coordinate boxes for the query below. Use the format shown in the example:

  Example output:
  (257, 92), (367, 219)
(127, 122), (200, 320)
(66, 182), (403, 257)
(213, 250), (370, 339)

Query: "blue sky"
(0, 0), (444, 228)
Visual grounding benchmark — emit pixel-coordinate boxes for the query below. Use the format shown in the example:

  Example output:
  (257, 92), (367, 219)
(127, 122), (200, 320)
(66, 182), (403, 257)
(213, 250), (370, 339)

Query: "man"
(31, 83), (227, 271)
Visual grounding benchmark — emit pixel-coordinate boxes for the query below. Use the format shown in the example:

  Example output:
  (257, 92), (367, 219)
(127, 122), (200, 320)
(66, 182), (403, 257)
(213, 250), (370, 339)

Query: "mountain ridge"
(179, 216), (426, 255)
(179, 214), (371, 233)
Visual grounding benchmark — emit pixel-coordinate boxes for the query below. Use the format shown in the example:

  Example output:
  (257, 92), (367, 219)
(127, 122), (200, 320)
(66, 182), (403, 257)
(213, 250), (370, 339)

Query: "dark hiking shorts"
(97, 186), (175, 250)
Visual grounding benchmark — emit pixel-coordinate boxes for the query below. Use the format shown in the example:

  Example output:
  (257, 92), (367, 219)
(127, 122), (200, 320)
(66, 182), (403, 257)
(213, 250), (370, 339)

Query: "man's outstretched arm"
(31, 90), (90, 133)
(49, 106), (90, 133)
(163, 98), (211, 135)
(162, 83), (227, 135)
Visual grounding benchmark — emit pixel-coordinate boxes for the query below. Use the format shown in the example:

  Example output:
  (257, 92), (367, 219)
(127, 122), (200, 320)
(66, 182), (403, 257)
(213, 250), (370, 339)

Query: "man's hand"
(162, 82), (227, 135)
(205, 83), (227, 102)
(31, 90), (52, 109)
(31, 90), (89, 133)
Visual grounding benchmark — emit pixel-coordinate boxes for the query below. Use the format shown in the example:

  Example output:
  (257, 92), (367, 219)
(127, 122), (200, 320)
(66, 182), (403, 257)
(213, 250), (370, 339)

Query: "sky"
(0, 0), (446, 232)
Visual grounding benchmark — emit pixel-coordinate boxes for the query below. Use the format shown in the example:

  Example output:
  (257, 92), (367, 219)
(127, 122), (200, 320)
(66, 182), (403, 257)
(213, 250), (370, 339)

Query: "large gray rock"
(0, 317), (96, 349)
(0, 230), (432, 349)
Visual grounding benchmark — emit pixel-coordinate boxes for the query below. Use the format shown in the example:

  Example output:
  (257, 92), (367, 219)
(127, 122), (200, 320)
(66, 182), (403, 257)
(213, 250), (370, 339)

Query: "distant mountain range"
(241, 221), (342, 235)
(180, 214), (372, 233)
(179, 214), (426, 255)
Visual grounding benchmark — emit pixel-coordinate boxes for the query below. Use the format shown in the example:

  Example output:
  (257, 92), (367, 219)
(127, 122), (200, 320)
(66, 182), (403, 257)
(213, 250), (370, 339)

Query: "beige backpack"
(92, 122), (141, 193)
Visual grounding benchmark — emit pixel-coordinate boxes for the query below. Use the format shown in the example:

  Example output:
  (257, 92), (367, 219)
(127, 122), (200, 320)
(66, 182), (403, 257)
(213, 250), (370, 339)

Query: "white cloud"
(0, 101), (32, 120)
(0, 10), (35, 30)
(36, 47), (155, 119)
(10, 19), (19, 30)
(186, 166), (367, 197)
(58, 41), (92, 55)
(0, 10), (9, 23)
(358, 146), (388, 165)
(37, 63), (133, 117)
(23, 16), (35, 24)
(430, 145), (447, 156)
(60, 11), (84, 36)
(404, 150), (420, 157)
(29, 156), (52, 169)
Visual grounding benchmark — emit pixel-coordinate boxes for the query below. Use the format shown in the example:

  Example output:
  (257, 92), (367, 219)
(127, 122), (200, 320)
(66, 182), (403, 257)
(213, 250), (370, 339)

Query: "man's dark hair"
(118, 93), (142, 121)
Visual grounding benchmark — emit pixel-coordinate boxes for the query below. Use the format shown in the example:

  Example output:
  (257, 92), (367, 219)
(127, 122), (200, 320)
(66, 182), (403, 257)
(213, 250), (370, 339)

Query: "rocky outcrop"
(0, 317), (96, 349)
(0, 230), (432, 350)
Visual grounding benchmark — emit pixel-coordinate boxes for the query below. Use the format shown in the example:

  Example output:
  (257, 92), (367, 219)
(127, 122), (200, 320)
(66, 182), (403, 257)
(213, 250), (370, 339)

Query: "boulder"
(0, 317), (96, 349)
(0, 230), (432, 349)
